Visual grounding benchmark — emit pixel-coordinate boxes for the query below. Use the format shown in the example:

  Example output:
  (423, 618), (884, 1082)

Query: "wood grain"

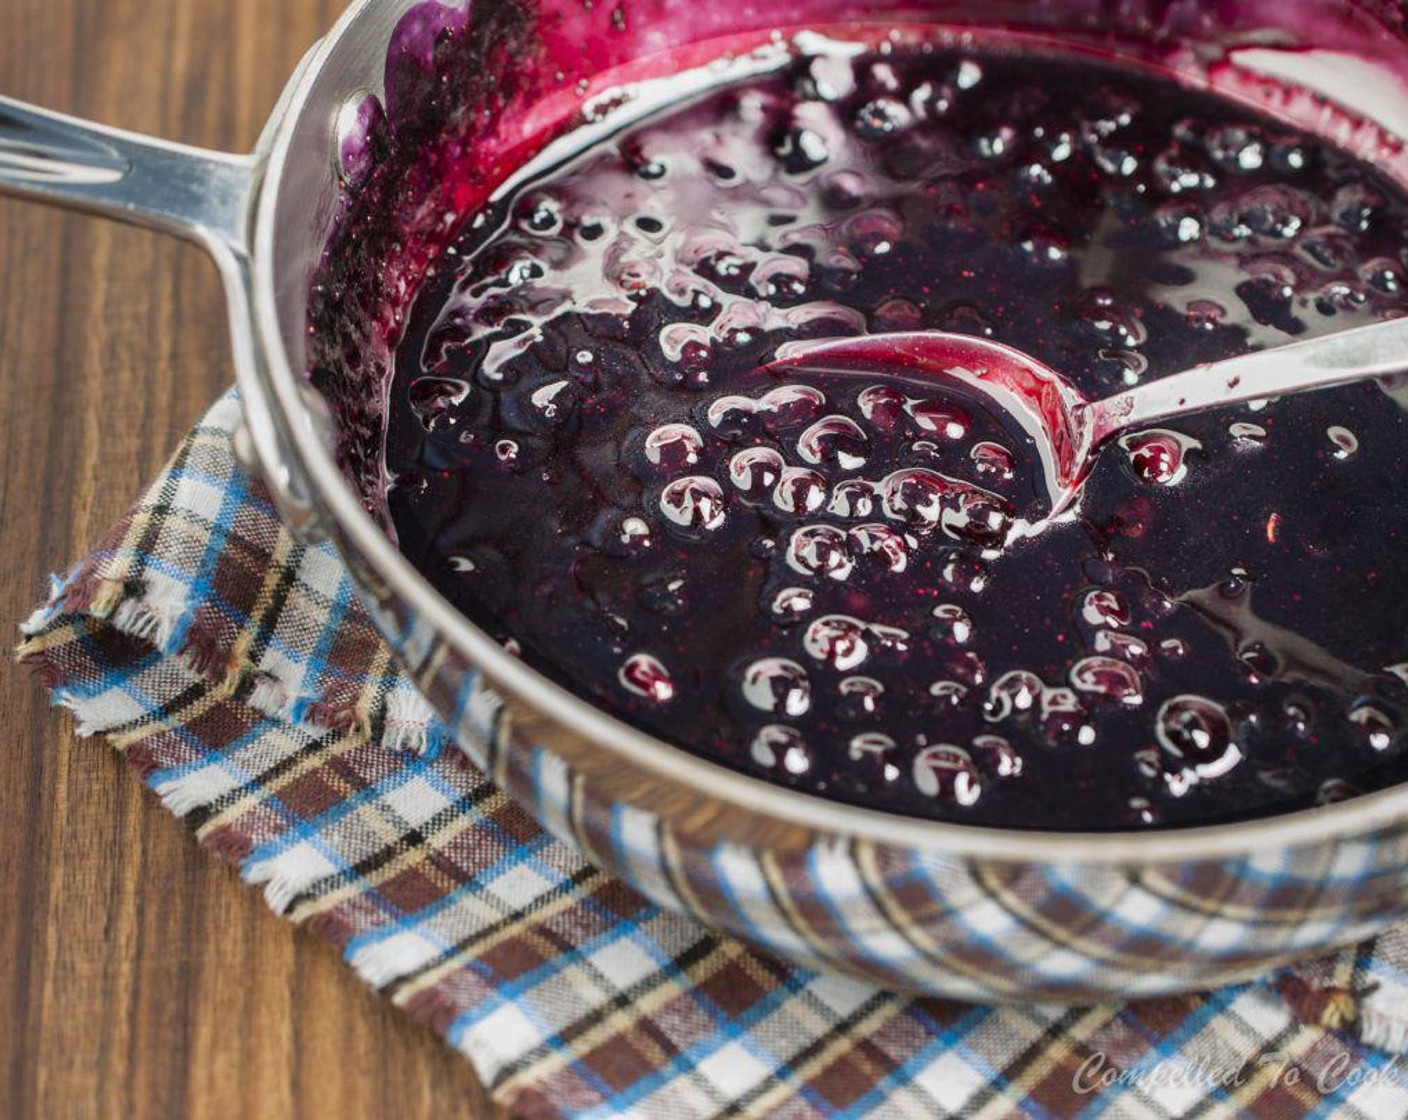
(0, 1), (499, 1115)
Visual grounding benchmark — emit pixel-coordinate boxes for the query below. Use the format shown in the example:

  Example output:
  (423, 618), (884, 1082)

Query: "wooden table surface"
(0, 1), (499, 1115)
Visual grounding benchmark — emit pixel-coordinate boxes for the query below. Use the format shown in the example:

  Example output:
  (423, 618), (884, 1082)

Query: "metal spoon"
(768, 317), (1408, 520)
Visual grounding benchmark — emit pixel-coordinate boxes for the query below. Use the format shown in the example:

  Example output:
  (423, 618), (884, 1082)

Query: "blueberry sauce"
(384, 45), (1408, 830)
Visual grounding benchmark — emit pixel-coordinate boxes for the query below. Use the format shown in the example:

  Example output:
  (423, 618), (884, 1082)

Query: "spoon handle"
(1083, 315), (1408, 449)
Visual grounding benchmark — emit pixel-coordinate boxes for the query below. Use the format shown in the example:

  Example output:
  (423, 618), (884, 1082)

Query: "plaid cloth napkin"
(19, 389), (1408, 1119)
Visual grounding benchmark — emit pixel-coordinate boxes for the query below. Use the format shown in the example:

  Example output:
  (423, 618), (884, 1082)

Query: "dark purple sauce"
(384, 45), (1408, 830)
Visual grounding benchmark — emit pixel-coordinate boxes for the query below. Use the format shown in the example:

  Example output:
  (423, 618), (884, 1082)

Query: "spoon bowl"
(771, 333), (1092, 519)
(770, 316), (1408, 524)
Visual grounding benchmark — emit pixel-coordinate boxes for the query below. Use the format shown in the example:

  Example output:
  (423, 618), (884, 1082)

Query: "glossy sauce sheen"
(386, 46), (1408, 830)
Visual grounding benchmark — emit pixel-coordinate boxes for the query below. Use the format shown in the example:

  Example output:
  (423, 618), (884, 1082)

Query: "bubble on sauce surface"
(645, 423), (704, 469)
(1039, 687), (1097, 747)
(774, 126), (832, 174)
(839, 676), (884, 717)
(1348, 703), (1396, 752)
(801, 55), (856, 103)
(804, 615), (873, 672)
(1070, 656), (1144, 705)
(942, 554), (991, 595)
(942, 488), (1015, 550)
(619, 516), (653, 547)
(873, 297), (924, 332)
(707, 394), (760, 439)
(408, 376), (471, 432)
(741, 658), (812, 717)
(659, 476), (728, 532)
(1015, 220), (1074, 266)
(828, 479), (879, 518)
(495, 439), (521, 466)
(774, 467), (830, 516)
(787, 524), (855, 580)
(1119, 429), (1201, 486)
(1229, 421), (1268, 446)
(848, 730), (901, 783)
(770, 586), (815, 621)
(848, 523), (910, 573)
(797, 415), (869, 470)
(760, 384), (828, 430)
(1184, 298), (1226, 329)
(1317, 778), (1361, 805)
(1153, 146), (1216, 195)
(1280, 696), (1315, 739)
(954, 59), (984, 90)
(913, 744), (983, 806)
(729, 446), (785, 494)
(854, 97), (914, 142)
(618, 653), (676, 704)
(1327, 426), (1359, 460)
(929, 680), (969, 707)
(529, 380), (577, 425)
(751, 724), (806, 769)
(1081, 589), (1131, 629)
(867, 621), (913, 658)
(782, 742), (813, 774)
(1361, 257), (1404, 294)
(1093, 631), (1150, 666)
(857, 384), (908, 431)
(1203, 124), (1267, 173)
(908, 398), (971, 440)
(946, 658), (990, 701)
(931, 603), (974, 645)
(1126, 798), (1160, 826)
(972, 734), (1023, 778)
(849, 730), (897, 759)
(519, 194), (564, 235)
(1074, 289), (1148, 349)
(1156, 695), (1243, 786)
(983, 670), (1045, 723)
(970, 441), (1015, 480)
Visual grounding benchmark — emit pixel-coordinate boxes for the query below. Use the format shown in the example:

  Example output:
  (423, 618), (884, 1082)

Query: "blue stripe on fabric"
(167, 467), (251, 657)
(59, 631), (167, 702)
(802, 843), (921, 977)
(445, 913), (687, 1098)
(54, 545), (350, 683)
(240, 747), (460, 869)
(1302, 1041), (1408, 1119)
(539, 964), (818, 1120)
(843, 1005), (1050, 1120)
(142, 716), (307, 787)
(282, 561), (359, 724)
(1077, 985), (1253, 1120)
(341, 829), (566, 960)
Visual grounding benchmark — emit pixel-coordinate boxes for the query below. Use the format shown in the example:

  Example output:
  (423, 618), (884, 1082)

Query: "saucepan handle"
(0, 95), (328, 540)
(0, 95), (255, 255)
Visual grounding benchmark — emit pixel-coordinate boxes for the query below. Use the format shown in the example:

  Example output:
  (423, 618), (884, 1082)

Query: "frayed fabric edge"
(18, 620), (521, 1096)
(18, 577), (470, 983)
(17, 566), (444, 756)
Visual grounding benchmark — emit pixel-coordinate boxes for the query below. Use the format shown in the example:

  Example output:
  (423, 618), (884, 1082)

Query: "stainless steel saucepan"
(6, 0), (1408, 1001)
